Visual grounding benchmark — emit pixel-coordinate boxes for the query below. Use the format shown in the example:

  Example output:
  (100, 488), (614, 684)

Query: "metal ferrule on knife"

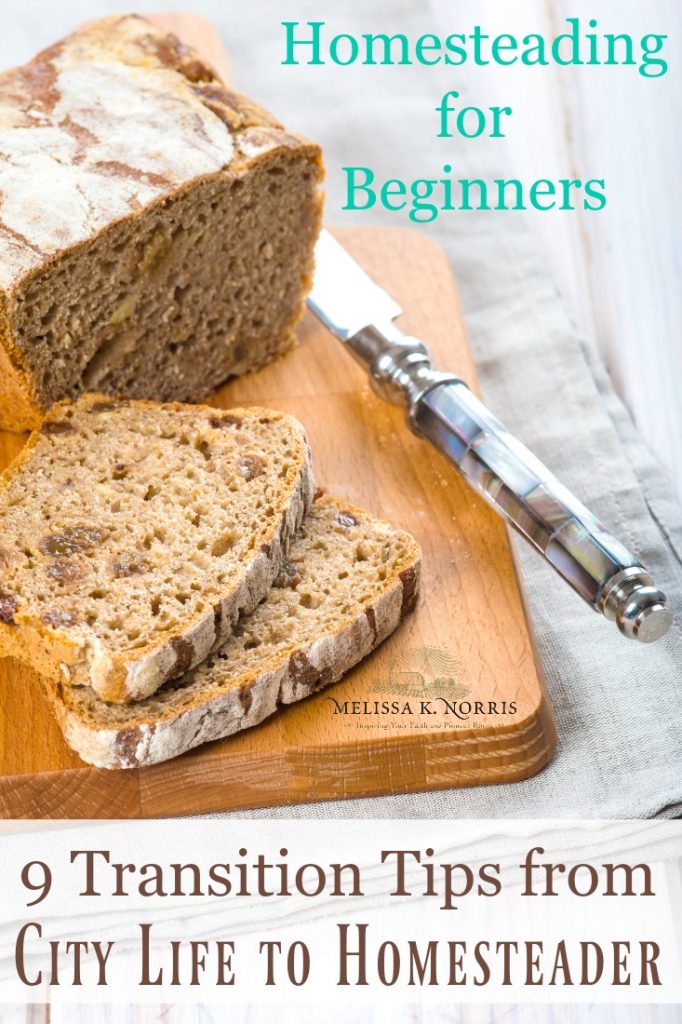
(308, 231), (672, 643)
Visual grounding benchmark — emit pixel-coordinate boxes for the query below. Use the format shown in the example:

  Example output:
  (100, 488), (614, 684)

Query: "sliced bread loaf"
(0, 393), (314, 703)
(0, 15), (323, 432)
(42, 494), (421, 768)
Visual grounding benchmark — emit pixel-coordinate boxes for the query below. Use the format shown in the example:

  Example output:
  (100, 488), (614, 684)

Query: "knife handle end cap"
(601, 568), (672, 642)
(618, 586), (672, 643)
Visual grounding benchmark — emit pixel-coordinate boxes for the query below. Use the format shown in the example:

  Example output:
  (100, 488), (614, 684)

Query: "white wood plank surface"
(17, 1004), (682, 1023)
(0, 1010), (46, 1024)
(432, 0), (682, 498)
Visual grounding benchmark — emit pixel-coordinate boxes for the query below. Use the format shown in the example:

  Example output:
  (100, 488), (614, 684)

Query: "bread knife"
(307, 229), (672, 643)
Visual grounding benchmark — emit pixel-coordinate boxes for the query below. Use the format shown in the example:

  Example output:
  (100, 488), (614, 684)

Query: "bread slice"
(0, 394), (314, 703)
(42, 494), (421, 768)
(0, 14), (323, 432)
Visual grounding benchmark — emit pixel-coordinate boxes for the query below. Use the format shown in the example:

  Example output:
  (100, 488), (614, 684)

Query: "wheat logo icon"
(368, 645), (469, 699)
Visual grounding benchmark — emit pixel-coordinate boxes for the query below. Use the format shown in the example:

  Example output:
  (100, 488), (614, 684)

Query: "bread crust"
(0, 393), (315, 702)
(43, 497), (421, 768)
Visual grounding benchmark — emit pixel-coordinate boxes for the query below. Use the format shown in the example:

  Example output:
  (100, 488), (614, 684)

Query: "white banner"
(0, 820), (680, 1006)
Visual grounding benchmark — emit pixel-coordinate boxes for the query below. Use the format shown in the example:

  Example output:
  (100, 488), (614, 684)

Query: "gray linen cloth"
(2, 0), (680, 818)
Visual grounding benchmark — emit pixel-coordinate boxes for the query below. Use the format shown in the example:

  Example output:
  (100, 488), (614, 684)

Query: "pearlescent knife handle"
(344, 322), (672, 644)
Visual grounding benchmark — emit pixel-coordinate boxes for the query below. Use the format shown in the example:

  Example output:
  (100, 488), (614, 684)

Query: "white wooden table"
(432, 0), (682, 499)
(1, 1005), (681, 1023)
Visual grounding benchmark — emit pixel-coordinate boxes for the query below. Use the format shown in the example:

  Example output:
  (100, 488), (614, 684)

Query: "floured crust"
(42, 495), (421, 768)
(0, 13), (293, 290)
(0, 393), (315, 702)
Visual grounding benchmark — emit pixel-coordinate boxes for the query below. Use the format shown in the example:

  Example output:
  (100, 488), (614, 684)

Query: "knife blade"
(307, 229), (672, 643)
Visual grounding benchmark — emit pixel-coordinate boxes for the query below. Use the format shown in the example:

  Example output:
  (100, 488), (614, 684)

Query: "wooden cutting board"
(0, 226), (556, 818)
(0, 16), (556, 819)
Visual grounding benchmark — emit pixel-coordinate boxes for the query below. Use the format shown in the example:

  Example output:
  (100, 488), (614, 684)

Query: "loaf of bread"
(0, 394), (314, 703)
(0, 15), (323, 432)
(43, 494), (421, 768)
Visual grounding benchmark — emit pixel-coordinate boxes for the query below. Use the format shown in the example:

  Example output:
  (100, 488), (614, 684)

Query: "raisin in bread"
(0, 394), (314, 703)
(0, 14), (323, 432)
(42, 495), (421, 768)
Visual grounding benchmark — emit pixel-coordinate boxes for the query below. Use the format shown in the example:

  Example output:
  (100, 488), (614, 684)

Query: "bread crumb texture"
(46, 494), (421, 767)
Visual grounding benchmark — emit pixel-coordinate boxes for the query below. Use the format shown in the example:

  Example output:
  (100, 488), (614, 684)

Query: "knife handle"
(349, 324), (672, 643)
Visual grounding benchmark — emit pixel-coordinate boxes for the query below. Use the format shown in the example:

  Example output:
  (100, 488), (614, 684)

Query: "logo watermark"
(326, 646), (516, 725)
